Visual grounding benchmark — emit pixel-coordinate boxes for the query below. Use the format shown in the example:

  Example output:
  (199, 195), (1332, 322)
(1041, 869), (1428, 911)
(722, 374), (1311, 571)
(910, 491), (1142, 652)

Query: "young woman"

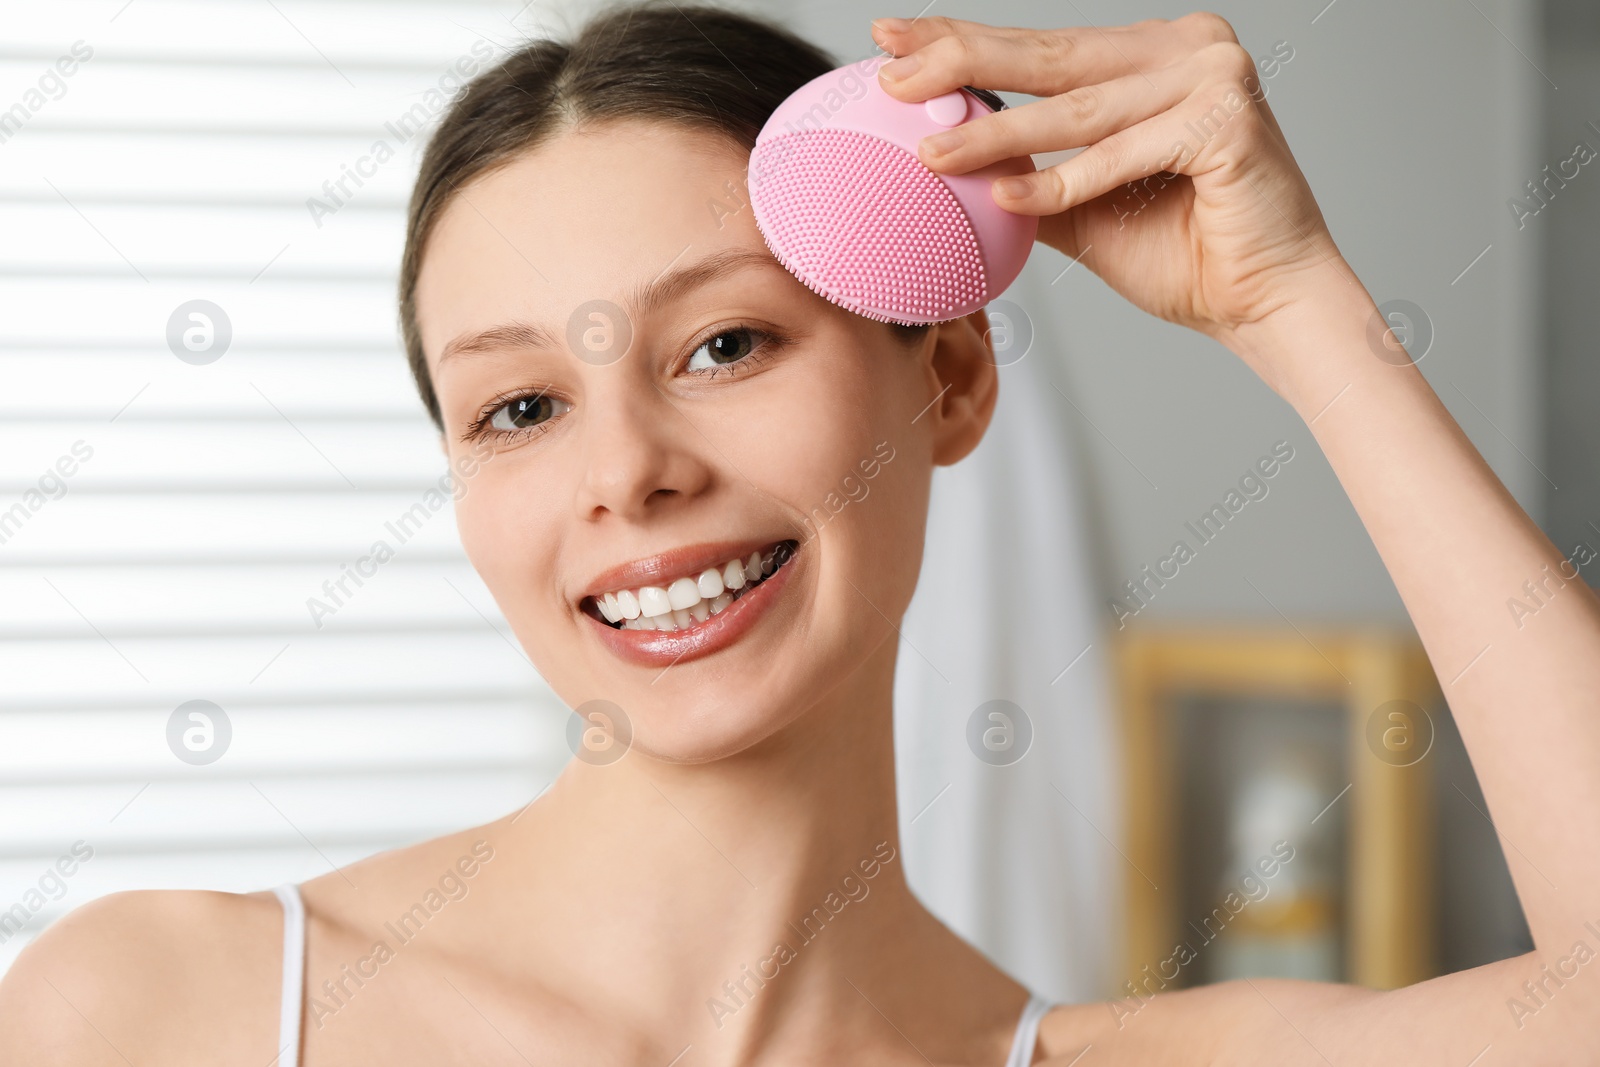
(4, 3), (1596, 1064)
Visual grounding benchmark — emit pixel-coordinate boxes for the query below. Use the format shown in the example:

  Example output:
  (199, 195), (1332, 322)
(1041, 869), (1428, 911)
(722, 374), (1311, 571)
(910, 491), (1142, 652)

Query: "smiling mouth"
(582, 539), (800, 633)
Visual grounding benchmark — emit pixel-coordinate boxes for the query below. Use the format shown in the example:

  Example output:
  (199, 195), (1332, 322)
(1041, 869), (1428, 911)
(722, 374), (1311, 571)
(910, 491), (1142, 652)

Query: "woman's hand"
(870, 13), (1357, 388)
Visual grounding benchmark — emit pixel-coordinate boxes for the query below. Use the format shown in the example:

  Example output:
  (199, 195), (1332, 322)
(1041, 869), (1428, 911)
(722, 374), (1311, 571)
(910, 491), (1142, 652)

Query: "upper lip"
(575, 536), (791, 605)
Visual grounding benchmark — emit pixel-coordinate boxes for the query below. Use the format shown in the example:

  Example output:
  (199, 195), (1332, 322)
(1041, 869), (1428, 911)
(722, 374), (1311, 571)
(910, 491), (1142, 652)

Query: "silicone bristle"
(749, 129), (987, 325)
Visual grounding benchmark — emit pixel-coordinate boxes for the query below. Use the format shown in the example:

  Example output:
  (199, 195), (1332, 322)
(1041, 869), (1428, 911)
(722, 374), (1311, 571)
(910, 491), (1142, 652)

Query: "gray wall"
(1542, 0), (1600, 572)
(783, 0), (1549, 624)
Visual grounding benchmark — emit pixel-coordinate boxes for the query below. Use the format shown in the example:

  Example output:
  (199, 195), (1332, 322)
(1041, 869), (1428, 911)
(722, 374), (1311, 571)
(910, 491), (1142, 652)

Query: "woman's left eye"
(686, 326), (768, 373)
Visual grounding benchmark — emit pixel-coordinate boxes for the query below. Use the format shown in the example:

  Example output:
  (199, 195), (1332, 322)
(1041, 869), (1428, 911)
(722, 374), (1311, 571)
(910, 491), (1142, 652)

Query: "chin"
(514, 529), (898, 768)
(622, 688), (813, 765)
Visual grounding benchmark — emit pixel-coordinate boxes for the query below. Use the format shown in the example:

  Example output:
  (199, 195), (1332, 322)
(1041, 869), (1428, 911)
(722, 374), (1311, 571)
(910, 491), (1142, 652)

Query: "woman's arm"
(1054, 280), (1600, 1065)
(1207, 276), (1600, 1064)
(1232, 272), (1600, 961)
(871, 11), (1600, 1062)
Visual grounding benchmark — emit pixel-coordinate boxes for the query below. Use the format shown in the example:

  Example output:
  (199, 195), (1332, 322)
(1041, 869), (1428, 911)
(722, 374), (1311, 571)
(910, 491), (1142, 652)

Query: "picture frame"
(1113, 626), (1442, 992)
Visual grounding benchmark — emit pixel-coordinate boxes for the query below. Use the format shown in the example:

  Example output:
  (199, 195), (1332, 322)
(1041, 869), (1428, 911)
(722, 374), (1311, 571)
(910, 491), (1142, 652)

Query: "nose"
(573, 382), (714, 523)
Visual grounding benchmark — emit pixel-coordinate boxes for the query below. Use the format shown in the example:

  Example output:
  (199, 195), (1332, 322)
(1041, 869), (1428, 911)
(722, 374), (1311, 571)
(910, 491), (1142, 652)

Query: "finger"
(914, 57), (1197, 176)
(869, 12), (1238, 100)
(990, 44), (1273, 214)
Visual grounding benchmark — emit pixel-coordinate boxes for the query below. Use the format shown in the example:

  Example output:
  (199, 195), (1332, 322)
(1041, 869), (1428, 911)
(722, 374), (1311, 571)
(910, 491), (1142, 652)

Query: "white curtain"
(894, 329), (1120, 1005)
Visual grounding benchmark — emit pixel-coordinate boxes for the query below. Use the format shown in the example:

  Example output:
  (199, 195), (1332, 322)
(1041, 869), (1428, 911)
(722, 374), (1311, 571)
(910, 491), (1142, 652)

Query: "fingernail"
(994, 177), (1031, 199)
(872, 17), (911, 34)
(879, 54), (920, 81)
(922, 129), (964, 156)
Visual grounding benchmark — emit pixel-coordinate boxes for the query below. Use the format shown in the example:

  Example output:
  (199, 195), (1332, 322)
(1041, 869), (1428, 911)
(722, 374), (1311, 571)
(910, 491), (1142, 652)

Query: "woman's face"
(412, 118), (993, 762)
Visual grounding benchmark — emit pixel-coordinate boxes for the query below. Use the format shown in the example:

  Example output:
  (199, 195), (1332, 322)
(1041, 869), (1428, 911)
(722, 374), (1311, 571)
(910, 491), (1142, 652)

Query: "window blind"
(0, 0), (568, 973)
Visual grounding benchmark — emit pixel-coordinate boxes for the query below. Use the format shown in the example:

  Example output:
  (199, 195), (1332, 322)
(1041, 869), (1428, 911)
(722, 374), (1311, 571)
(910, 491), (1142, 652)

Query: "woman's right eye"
(487, 391), (571, 434)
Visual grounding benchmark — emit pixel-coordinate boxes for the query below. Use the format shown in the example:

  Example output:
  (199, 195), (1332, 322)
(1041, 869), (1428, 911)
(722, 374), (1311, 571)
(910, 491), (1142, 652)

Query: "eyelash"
(459, 323), (792, 445)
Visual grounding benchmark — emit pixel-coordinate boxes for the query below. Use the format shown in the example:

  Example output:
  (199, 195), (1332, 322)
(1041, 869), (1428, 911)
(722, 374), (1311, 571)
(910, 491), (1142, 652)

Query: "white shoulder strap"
(1005, 994), (1053, 1067)
(271, 883), (306, 1067)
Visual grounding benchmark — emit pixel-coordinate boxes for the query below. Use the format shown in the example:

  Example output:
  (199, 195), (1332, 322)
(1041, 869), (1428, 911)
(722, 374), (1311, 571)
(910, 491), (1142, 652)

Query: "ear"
(922, 307), (999, 467)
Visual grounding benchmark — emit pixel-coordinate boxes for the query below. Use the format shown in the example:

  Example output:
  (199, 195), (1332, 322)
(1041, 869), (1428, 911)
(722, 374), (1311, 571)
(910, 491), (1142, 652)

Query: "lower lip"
(586, 546), (800, 668)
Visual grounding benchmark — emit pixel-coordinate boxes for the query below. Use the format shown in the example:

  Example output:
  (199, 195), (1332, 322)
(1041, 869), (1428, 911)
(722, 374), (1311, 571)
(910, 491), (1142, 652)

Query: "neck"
(472, 634), (1021, 1062)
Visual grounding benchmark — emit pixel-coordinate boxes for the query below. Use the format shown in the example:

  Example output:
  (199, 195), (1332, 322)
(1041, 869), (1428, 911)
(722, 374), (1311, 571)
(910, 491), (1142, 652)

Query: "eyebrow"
(436, 247), (780, 369)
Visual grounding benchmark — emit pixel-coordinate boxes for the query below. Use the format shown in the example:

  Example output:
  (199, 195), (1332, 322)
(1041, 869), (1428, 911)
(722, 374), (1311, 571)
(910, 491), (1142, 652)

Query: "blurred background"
(2, 0), (1594, 1005)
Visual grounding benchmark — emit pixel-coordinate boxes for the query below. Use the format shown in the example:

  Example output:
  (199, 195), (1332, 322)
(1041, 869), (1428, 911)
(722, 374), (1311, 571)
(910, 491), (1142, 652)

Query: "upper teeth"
(592, 546), (786, 631)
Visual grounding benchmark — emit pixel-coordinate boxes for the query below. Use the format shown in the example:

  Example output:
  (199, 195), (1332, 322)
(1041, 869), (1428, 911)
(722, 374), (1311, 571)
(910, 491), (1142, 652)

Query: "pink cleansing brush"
(747, 53), (1039, 326)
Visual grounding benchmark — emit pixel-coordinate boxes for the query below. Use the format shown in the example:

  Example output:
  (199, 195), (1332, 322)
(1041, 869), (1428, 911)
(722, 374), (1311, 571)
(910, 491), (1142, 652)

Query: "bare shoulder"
(1033, 951), (1578, 1067)
(0, 887), (282, 1067)
(1033, 975), (1376, 1065)
(0, 819), (512, 1067)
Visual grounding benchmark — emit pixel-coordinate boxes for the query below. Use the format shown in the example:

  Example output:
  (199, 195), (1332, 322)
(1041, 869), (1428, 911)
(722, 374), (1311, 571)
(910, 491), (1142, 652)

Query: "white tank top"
(271, 883), (1051, 1065)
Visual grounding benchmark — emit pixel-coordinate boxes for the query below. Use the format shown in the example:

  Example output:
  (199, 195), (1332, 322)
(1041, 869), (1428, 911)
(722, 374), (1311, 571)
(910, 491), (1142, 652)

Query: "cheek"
(451, 463), (560, 619)
(452, 471), (504, 571)
(757, 347), (932, 607)
(734, 345), (918, 511)
(831, 435), (930, 598)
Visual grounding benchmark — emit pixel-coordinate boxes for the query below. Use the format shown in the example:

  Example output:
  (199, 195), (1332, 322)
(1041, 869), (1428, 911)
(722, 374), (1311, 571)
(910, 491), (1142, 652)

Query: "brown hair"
(397, 0), (929, 430)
